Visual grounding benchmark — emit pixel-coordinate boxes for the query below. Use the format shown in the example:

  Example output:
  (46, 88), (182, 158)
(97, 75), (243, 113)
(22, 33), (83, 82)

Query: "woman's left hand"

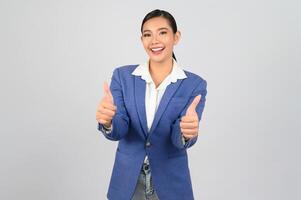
(180, 95), (201, 140)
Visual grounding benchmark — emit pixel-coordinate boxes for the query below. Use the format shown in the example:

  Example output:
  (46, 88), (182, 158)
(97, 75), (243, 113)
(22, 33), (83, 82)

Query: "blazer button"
(145, 142), (151, 147)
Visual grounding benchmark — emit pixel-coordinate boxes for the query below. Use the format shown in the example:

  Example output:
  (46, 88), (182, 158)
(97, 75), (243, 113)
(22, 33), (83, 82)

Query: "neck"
(148, 58), (173, 78)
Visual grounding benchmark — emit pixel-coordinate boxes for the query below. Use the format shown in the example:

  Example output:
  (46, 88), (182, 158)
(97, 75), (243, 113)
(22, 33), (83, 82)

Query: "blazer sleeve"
(171, 79), (207, 149)
(98, 68), (130, 141)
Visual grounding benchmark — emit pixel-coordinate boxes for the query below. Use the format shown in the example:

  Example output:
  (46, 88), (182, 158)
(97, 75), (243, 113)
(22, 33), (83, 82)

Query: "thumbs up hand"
(96, 81), (117, 128)
(180, 95), (201, 140)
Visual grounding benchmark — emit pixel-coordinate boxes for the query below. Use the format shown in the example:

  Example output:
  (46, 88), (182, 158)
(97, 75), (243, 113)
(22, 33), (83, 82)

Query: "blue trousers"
(131, 162), (159, 200)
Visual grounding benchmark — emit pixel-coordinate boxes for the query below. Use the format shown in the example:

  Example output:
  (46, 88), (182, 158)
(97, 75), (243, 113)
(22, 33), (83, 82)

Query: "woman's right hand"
(96, 82), (117, 128)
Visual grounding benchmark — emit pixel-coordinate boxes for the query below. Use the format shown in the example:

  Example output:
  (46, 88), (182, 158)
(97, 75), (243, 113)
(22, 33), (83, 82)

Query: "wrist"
(103, 121), (112, 129)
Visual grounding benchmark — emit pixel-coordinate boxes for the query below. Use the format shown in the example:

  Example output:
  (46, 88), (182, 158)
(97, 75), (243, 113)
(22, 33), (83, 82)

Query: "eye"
(143, 33), (151, 37)
(159, 31), (167, 35)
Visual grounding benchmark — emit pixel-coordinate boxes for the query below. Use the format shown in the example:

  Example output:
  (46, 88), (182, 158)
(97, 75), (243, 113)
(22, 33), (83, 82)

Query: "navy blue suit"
(98, 64), (207, 200)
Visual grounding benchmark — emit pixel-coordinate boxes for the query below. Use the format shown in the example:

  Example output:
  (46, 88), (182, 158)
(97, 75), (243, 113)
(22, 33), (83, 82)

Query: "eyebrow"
(143, 27), (169, 33)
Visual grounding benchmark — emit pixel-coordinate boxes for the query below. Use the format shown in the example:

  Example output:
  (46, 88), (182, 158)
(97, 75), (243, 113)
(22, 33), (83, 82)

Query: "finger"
(97, 113), (113, 121)
(180, 121), (198, 129)
(181, 128), (199, 135)
(98, 107), (116, 117)
(185, 95), (201, 116)
(96, 112), (109, 122)
(103, 81), (114, 102)
(182, 134), (197, 139)
(181, 115), (198, 123)
(97, 118), (111, 125)
(101, 101), (117, 111)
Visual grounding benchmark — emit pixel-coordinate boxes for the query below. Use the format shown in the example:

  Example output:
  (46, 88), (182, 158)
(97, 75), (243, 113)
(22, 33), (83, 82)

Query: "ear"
(174, 30), (181, 45)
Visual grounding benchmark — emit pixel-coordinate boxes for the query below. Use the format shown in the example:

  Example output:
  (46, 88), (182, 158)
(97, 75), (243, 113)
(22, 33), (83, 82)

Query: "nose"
(151, 34), (159, 44)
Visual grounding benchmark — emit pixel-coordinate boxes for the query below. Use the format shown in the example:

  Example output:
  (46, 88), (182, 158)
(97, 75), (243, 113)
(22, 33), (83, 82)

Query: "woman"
(96, 9), (207, 200)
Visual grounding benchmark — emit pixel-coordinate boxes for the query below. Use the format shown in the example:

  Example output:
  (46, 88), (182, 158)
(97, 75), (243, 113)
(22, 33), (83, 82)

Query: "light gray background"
(0, 0), (300, 199)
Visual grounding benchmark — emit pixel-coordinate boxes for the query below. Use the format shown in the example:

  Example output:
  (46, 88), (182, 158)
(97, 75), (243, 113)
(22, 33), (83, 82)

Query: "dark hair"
(141, 9), (178, 61)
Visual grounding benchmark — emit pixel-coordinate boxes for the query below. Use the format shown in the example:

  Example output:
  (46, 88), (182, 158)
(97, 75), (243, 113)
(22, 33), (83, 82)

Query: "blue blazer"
(98, 64), (207, 200)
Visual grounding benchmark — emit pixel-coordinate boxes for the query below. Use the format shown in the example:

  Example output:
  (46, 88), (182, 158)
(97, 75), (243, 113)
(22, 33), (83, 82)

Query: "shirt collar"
(132, 59), (187, 88)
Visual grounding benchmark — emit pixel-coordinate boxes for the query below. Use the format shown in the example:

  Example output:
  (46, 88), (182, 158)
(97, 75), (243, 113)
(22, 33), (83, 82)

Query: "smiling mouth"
(150, 47), (165, 55)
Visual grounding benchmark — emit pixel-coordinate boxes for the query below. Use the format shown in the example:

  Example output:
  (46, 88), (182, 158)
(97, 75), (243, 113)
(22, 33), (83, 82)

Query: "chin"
(149, 55), (168, 63)
(150, 57), (163, 63)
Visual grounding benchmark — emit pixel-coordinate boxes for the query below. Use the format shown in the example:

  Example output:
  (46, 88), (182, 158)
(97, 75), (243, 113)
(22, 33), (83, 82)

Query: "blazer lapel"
(149, 79), (183, 135)
(134, 76), (148, 138)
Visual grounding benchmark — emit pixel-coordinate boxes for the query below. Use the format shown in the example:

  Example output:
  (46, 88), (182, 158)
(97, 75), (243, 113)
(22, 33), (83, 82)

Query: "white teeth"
(151, 47), (164, 52)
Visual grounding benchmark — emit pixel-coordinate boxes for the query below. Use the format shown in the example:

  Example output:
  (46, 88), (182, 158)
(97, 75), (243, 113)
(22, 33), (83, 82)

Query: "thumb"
(103, 81), (114, 102)
(185, 95), (201, 116)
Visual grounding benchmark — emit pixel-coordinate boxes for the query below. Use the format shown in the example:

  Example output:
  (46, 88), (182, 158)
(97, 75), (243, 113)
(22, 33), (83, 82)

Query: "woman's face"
(141, 17), (180, 63)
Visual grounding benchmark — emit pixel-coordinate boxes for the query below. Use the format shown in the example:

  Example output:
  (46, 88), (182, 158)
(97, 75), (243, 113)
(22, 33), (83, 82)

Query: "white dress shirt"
(103, 59), (188, 163)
